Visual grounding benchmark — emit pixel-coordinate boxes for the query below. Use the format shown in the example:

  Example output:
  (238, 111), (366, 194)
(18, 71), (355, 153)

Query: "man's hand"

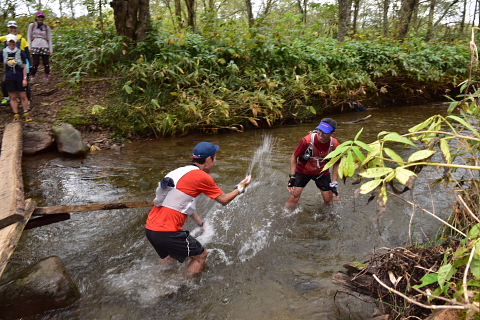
(236, 175), (252, 193)
(288, 174), (296, 188)
(329, 181), (339, 199)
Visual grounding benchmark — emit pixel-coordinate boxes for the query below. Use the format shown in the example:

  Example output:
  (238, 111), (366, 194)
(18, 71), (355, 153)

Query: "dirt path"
(0, 71), (116, 151)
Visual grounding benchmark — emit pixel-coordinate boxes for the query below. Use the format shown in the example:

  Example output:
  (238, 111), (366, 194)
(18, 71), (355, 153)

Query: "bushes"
(52, 25), (470, 138)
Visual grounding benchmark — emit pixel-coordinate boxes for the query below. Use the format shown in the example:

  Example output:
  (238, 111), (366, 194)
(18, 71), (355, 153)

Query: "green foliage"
(51, 23), (470, 138)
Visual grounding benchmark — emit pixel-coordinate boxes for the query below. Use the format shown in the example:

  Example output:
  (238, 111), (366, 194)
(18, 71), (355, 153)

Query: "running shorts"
(293, 172), (333, 191)
(145, 229), (204, 263)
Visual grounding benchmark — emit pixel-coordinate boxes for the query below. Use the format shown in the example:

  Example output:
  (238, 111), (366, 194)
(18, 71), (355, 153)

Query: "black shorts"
(5, 80), (27, 93)
(145, 229), (204, 263)
(293, 172), (333, 191)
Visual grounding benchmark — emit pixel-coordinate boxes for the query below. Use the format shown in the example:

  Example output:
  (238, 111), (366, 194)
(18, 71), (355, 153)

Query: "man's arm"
(214, 175), (252, 206)
(289, 153), (298, 175)
(190, 211), (203, 226)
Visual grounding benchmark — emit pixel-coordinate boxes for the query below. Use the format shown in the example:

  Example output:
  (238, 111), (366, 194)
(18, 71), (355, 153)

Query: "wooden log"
(33, 200), (154, 215)
(0, 122), (32, 278)
(0, 199), (36, 277)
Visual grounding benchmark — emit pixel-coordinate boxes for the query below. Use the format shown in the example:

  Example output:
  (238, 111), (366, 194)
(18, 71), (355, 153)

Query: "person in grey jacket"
(27, 11), (53, 84)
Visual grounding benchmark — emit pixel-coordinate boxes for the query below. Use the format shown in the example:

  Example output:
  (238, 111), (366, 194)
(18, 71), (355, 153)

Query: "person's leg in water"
(285, 186), (305, 211)
(185, 249), (209, 278)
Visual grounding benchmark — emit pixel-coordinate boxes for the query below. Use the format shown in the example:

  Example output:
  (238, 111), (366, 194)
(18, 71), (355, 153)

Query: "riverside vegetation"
(11, 15), (467, 139)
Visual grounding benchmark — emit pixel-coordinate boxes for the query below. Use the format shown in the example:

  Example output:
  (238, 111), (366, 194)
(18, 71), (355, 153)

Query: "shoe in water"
(13, 113), (21, 121)
(23, 112), (33, 122)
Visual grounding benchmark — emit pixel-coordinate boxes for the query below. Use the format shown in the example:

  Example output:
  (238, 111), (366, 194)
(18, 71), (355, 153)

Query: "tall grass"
(52, 22), (470, 138)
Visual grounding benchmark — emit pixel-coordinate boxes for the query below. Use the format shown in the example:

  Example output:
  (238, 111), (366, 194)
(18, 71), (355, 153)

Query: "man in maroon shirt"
(285, 118), (341, 211)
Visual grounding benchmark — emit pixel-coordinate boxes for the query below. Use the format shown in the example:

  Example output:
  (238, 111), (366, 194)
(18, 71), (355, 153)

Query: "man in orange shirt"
(146, 142), (251, 277)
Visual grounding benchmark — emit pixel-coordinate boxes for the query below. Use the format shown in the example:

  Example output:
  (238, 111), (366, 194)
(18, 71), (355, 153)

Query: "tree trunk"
(110, 0), (151, 41)
(396, 0), (418, 40)
(425, 0), (436, 41)
(174, 0), (183, 29)
(246, 0), (255, 28)
(460, 0), (467, 32)
(382, 0), (390, 36)
(337, 0), (352, 42)
(351, 0), (360, 35)
(185, 0), (196, 30)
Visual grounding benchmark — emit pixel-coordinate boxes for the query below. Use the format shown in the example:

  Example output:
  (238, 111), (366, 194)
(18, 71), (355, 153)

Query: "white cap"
(7, 21), (18, 28)
(6, 34), (17, 43)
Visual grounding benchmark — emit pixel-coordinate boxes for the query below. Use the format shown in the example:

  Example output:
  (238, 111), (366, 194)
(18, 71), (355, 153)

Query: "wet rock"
(52, 123), (89, 156)
(0, 256), (81, 319)
(23, 130), (54, 156)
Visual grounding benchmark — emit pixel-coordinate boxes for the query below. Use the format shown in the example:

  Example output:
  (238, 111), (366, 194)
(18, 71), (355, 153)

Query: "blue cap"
(316, 121), (335, 134)
(191, 142), (220, 158)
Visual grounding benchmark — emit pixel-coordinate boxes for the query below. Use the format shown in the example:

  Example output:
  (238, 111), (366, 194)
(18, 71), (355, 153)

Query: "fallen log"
(341, 114), (372, 124)
(33, 200), (154, 215)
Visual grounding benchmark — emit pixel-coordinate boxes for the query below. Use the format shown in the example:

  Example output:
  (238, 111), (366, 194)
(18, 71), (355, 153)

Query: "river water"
(6, 103), (454, 319)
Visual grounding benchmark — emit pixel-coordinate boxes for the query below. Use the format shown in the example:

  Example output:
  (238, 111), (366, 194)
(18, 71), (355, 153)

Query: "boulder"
(52, 123), (89, 156)
(0, 256), (81, 319)
(23, 131), (55, 156)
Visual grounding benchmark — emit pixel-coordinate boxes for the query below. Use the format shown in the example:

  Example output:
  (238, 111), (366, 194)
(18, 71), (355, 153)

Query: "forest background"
(0, 0), (476, 138)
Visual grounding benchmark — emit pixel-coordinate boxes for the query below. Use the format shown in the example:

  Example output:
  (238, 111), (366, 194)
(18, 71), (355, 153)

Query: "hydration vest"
(301, 133), (335, 176)
(153, 165), (201, 215)
(3, 49), (23, 69)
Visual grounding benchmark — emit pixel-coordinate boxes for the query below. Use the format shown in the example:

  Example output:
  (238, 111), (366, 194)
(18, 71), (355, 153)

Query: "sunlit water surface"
(6, 103), (455, 320)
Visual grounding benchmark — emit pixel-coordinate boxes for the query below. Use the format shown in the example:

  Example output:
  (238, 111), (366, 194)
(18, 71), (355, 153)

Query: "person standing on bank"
(28, 11), (53, 84)
(0, 21), (32, 107)
(0, 34), (32, 121)
(146, 142), (252, 278)
(285, 118), (340, 211)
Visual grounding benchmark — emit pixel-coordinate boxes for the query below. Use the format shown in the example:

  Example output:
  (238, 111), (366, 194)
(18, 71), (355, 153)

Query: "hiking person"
(146, 142), (252, 278)
(0, 34), (32, 121)
(28, 11), (53, 84)
(0, 21), (32, 107)
(285, 118), (341, 211)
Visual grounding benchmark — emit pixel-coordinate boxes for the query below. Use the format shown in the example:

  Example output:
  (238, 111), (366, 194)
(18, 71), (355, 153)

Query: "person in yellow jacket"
(0, 21), (31, 107)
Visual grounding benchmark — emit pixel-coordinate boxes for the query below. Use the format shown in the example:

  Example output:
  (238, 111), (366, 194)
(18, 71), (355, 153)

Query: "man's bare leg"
(184, 250), (208, 278)
(284, 187), (304, 211)
(159, 255), (176, 266)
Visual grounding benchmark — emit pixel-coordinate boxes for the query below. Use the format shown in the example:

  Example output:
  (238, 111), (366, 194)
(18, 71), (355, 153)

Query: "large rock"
(52, 123), (89, 156)
(0, 256), (81, 319)
(23, 131), (55, 156)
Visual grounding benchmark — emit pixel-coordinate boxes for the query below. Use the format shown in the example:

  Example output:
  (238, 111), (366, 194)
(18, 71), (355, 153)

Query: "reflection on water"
(7, 103), (455, 319)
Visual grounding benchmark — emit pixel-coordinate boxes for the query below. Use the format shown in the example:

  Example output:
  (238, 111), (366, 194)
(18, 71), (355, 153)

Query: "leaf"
(359, 167), (393, 178)
(383, 133), (416, 146)
(343, 151), (356, 177)
(395, 167), (417, 185)
(383, 148), (404, 163)
(439, 138), (451, 163)
(351, 146), (366, 162)
(437, 263), (456, 289)
(447, 115), (480, 137)
(469, 224), (480, 239)
(359, 179), (383, 194)
(325, 141), (352, 159)
(409, 116), (435, 133)
(91, 105), (105, 114)
(412, 273), (438, 289)
(407, 150), (436, 163)
(354, 128), (364, 141)
(123, 84), (133, 94)
(323, 154), (342, 172)
(354, 140), (375, 152)
(248, 117), (259, 126)
(471, 257), (480, 279)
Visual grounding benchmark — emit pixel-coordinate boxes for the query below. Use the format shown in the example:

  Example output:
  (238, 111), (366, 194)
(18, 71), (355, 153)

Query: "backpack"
(3, 49), (23, 68)
(30, 22), (49, 42)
